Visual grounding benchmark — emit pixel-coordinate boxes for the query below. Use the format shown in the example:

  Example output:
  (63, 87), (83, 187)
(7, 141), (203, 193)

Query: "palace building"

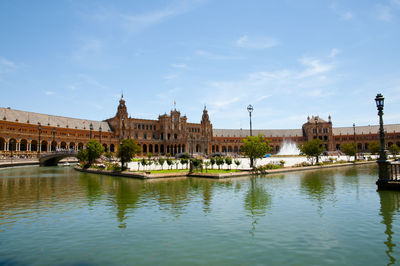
(1, 96), (399, 158)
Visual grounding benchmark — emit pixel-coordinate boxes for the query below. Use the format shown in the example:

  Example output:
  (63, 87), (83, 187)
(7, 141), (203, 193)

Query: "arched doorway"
(41, 141), (48, 152)
(9, 139), (17, 152)
(31, 140), (38, 152)
(143, 144), (147, 154)
(60, 142), (67, 149)
(20, 139), (28, 151)
(69, 142), (75, 150)
(0, 137), (6, 151)
(149, 144), (153, 153)
(110, 144), (115, 152)
(155, 144), (158, 153)
(160, 144), (164, 154)
(103, 143), (108, 152)
(78, 143), (84, 150)
(51, 141), (57, 151)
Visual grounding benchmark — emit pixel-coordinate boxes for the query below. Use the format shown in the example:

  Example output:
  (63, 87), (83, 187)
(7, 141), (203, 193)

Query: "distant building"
(0, 96), (399, 157)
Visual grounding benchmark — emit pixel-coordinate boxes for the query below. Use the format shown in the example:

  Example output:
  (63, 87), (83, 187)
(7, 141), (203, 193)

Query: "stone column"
(6, 142), (9, 151)
(28, 143), (31, 151)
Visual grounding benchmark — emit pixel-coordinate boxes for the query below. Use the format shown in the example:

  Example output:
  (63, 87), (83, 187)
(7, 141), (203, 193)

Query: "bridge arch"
(39, 150), (78, 166)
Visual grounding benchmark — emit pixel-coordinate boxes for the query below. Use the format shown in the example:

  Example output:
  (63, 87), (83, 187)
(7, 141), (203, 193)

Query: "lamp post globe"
(247, 104), (253, 137)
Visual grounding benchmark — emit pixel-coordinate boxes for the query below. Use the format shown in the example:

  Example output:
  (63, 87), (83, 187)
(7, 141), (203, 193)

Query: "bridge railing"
(389, 162), (400, 181)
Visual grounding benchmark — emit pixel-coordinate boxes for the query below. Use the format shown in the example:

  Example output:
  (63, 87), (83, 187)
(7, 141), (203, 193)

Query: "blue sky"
(1, 0), (400, 129)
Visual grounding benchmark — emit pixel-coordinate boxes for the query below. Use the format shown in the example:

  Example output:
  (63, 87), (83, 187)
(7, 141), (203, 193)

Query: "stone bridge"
(39, 150), (78, 166)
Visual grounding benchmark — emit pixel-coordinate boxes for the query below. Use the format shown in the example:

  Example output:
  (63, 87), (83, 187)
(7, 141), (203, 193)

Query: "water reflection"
(300, 169), (336, 215)
(379, 191), (400, 265)
(244, 177), (271, 236)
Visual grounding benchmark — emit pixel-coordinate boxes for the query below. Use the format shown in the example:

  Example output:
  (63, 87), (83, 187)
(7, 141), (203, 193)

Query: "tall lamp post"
(89, 123), (93, 139)
(247, 105), (253, 137)
(38, 124), (42, 155)
(99, 126), (102, 144)
(353, 123), (357, 161)
(375, 93), (389, 181)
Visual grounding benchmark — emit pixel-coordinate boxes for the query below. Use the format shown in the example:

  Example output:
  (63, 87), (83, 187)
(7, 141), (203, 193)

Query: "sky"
(1, 0), (400, 130)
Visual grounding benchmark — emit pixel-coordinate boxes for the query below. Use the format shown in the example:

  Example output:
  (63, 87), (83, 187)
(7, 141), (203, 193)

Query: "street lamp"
(52, 128), (56, 152)
(99, 126), (102, 144)
(89, 123), (93, 139)
(38, 124), (42, 155)
(375, 93), (389, 181)
(247, 105), (253, 137)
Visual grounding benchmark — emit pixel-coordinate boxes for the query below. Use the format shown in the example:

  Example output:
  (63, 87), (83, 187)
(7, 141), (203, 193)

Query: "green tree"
(180, 158), (189, 169)
(141, 158), (147, 171)
(147, 153), (152, 159)
(77, 149), (88, 166)
(241, 134), (272, 168)
(166, 158), (173, 170)
(158, 157), (165, 170)
(368, 141), (380, 155)
(340, 143), (358, 162)
(216, 156), (225, 170)
(299, 139), (324, 165)
(225, 157), (232, 170)
(210, 157), (216, 169)
(117, 139), (141, 170)
(389, 144), (399, 159)
(234, 159), (241, 169)
(80, 139), (104, 167)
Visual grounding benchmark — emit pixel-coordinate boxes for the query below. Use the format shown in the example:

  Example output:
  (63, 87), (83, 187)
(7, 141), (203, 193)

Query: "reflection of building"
(0, 96), (400, 157)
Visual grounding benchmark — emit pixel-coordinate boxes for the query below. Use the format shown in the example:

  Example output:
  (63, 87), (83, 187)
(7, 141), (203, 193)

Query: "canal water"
(0, 165), (399, 265)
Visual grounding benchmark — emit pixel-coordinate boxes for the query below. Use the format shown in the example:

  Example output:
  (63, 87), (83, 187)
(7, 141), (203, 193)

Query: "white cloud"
(89, 0), (205, 34)
(377, 5), (393, 22)
(297, 57), (333, 78)
(72, 38), (103, 62)
(329, 3), (354, 21)
(44, 91), (55, 95)
(236, 35), (279, 49)
(328, 48), (341, 58)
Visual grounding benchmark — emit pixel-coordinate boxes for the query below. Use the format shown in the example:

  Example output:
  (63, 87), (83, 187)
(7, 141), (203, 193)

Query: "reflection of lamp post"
(89, 123), (93, 139)
(375, 93), (389, 181)
(247, 105), (253, 136)
(38, 124), (42, 155)
(52, 128), (56, 152)
(99, 126), (102, 144)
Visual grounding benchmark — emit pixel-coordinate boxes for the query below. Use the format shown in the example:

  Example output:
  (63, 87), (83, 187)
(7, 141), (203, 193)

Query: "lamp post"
(38, 124), (42, 155)
(247, 105), (253, 137)
(99, 126), (102, 144)
(52, 128), (56, 152)
(375, 93), (389, 181)
(89, 123), (93, 140)
(353, 123), (357, 161)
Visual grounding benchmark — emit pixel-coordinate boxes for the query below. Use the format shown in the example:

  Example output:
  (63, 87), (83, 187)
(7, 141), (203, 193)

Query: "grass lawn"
(132, 168), (243, 174)
(138, 169), (190, 174)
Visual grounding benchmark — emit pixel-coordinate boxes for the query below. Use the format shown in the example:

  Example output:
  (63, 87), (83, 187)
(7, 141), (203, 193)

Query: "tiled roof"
(0, 107), (111, 131)
(333, 124), (400, 135)
(213, 128), (303, 137)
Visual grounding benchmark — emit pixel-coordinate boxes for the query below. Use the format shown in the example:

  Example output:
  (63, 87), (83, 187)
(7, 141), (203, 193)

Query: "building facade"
(1, 96), (399, 158)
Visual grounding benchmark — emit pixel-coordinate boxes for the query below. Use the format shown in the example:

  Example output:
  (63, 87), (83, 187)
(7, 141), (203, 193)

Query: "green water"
(0, 165), (399, 265)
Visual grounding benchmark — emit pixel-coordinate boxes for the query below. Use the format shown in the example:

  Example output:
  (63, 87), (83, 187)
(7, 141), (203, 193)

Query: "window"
(144, 133), (147, 139)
